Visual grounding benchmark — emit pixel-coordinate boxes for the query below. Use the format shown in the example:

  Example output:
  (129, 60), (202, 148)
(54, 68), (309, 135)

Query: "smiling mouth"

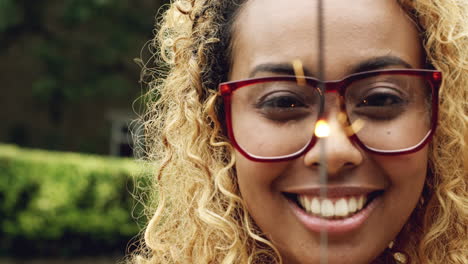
(284, 191), (384, 219)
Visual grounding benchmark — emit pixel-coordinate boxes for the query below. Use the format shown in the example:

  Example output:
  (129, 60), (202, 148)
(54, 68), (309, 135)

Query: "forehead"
(230, 0), (423, 80)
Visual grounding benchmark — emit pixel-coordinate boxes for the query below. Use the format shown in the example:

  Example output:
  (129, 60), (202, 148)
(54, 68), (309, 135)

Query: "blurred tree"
(0, 0), (23, 34)
(0, 0), (168, 154)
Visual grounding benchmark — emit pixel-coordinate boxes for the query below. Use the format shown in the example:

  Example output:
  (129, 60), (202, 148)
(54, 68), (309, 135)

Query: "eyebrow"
(349, 56), (413, 74)
(248, 55), (413, 78)
(249, 63), (314, 77)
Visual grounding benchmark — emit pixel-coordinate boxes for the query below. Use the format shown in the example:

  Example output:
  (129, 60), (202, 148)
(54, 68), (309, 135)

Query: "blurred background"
(0, 0), (168, 263)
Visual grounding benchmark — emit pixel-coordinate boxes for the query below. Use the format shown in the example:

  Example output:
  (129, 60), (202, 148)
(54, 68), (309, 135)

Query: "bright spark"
(315, 120), (330, 138)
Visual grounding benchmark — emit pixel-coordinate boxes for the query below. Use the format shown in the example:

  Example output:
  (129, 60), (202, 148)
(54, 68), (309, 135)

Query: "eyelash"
(255, 92), (313, 122)
(259, 95), (306, 109)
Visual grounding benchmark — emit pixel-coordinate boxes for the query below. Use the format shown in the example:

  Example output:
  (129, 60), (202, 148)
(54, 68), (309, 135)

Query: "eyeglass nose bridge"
(312, 78), (349, 95)
(311, 78), (349, 121)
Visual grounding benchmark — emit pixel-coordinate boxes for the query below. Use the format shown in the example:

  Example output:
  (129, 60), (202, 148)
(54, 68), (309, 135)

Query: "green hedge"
(0, 144), (148, 257)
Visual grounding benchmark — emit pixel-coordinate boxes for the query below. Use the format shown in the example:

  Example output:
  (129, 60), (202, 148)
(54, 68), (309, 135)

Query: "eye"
(350, 90), (408, 121)
(357, 93), (404, 107)
(256, 92), (312, 122)
(261, 95), (306, 109)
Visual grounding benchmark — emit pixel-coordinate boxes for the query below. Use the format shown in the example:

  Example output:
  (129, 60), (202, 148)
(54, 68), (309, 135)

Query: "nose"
(303, 112), (363, 175)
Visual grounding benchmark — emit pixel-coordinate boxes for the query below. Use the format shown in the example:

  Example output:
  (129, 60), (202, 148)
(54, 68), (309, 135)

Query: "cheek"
(234, 151), (289, 210)
(235, 151), (277, 194)
(374, 147), (428, 188)
(372, 147), (428, 228)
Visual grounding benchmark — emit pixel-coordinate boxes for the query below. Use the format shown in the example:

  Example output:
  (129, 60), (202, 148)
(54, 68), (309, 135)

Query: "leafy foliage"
(0, 144), (150, 257)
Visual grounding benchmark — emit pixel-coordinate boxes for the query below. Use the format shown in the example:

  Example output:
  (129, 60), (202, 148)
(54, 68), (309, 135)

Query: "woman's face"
(229, 0), (428, 263)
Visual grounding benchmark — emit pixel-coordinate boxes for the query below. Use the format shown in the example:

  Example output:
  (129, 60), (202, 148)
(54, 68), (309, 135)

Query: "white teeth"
(301, 197), (311, 213)
(321, 199), (334, 217)
(297, 194), (369, 218)
(334, 198), (348, 217)
(357, 196), (365, 210)
(311, 198), (321, 214)
(297, 195), (307, 208)
(348, 197), (357, 213)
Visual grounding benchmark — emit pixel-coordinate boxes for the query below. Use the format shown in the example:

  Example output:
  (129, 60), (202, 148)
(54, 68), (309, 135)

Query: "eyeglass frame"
(218, 69), (442, 162)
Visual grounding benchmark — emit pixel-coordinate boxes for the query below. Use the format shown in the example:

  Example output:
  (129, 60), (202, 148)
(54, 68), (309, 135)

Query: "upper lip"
(283, 186), (384, 198)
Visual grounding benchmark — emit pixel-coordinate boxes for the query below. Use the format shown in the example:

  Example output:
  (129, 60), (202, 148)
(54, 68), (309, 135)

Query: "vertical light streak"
(317, 0), (328, 263)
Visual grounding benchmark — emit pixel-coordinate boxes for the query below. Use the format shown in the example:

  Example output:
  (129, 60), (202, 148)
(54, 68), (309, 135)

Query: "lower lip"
(288, 194), (381, 235)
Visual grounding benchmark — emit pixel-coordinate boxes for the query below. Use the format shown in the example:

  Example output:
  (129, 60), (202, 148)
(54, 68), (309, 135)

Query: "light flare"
(338, 111), (366, 136)
(345, 119), (365, 136)
(292, 59), (306, 86)
(315, 120), (330, 138)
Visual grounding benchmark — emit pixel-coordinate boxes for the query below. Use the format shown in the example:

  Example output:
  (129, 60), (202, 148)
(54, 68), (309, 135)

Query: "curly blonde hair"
(126, 0), (468, 263)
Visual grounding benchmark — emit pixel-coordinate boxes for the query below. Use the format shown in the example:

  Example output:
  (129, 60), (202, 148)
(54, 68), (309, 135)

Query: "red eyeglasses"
(219, 69), (442, 162)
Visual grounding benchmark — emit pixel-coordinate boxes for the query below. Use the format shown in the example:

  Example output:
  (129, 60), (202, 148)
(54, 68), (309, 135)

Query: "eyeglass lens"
(230, 74), (433, 158)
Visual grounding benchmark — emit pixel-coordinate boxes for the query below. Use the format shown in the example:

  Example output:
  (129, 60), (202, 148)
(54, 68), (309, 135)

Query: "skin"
(229, 0), (428, 263)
